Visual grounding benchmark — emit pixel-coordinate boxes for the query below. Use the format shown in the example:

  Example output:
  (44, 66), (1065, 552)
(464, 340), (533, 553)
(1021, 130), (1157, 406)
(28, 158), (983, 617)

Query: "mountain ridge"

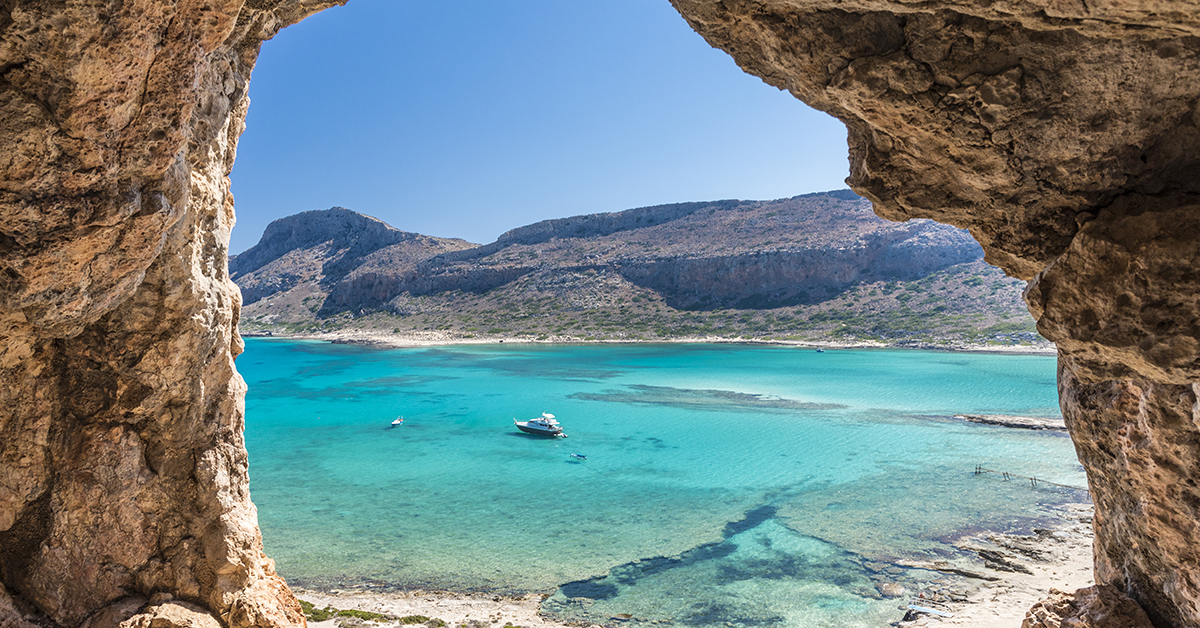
(235, 191), (1044, 348)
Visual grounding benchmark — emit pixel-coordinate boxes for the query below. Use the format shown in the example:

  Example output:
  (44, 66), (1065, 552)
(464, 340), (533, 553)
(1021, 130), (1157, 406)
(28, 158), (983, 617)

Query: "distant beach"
(243, 328), (1057, 357)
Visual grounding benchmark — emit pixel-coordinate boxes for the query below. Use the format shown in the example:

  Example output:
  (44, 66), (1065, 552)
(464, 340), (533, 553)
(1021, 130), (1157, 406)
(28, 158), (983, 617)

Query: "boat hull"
(515, 423), (562, 437)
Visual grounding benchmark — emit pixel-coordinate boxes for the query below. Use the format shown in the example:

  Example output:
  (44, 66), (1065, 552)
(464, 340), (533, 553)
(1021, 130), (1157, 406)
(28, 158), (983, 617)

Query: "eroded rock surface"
(1023, 585), (1154, 628)
(0, 1), (343, 627)
(668, 0), (1200, 625)
(236, 193), (990, 316)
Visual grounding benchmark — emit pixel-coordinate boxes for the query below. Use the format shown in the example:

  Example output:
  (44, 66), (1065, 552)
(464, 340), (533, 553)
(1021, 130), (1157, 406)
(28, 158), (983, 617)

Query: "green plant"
(398, 616), (443, 626)
(298, 600), (337, 622)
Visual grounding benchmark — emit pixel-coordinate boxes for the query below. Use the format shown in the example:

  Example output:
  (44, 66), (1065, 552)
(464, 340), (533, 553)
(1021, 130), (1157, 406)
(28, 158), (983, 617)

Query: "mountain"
(230, 208), (476, 318)
(234, 191), (1045, 348)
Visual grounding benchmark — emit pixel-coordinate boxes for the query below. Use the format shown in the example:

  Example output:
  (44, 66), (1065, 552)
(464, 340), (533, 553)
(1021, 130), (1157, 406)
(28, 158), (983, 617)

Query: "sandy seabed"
(294, 503), (1093, 628)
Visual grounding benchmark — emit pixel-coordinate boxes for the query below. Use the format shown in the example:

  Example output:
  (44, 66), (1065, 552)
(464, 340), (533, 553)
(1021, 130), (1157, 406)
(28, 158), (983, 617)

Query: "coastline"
(242, 329), (1057, 357)
(898, 502), (1094, 627)
(289, 502), (1093, 628)
(258, 328), (1073, 627)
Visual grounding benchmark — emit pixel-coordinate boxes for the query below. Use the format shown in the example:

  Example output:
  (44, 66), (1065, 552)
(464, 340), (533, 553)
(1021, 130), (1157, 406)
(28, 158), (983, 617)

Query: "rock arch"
(669, 2), (1200, 626)
(0, 1), (1197, 627)
(0, 2), (344, 627)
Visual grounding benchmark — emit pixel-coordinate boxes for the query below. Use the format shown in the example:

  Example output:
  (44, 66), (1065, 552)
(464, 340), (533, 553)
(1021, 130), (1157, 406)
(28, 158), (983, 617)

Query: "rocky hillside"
(236, 191), (1045, 347)
(230, 208), (476, 311)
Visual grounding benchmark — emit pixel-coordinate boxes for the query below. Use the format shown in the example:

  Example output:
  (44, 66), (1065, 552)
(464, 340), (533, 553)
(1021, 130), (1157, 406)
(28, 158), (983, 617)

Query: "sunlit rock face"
(0, 2), (344, 627)
(668, 0), (1200, 625)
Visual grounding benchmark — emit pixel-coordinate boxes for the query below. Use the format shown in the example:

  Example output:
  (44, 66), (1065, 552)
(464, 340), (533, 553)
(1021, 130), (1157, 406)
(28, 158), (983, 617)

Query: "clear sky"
(228, 0), (850, 253)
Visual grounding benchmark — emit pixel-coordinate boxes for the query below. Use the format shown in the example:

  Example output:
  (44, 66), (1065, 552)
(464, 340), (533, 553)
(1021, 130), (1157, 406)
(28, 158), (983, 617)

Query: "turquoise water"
(240, 340), (1082, 628)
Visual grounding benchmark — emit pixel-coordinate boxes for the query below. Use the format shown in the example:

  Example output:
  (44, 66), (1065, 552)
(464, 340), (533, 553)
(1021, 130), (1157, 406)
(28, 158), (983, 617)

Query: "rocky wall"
(667, 0), (1200, 625)
(0, 2), (344, 628)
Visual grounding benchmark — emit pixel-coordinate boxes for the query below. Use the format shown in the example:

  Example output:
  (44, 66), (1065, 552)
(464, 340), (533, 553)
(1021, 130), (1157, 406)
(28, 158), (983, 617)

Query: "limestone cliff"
(286, 193), (983, 312)
(0, 2), (345, 628)
(235, 194), (1035, 346)
(229, 208), (475, 306)
(667, 0), (1200, 625)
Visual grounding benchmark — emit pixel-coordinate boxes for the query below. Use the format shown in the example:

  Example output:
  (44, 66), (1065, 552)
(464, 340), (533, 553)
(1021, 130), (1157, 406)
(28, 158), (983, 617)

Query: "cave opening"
(6, 1), (1200, 627)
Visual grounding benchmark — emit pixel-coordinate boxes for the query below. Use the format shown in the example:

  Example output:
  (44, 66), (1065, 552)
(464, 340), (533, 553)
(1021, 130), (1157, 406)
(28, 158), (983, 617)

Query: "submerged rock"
(875, 582), (907, 598)
(955, 414), (1067, 431)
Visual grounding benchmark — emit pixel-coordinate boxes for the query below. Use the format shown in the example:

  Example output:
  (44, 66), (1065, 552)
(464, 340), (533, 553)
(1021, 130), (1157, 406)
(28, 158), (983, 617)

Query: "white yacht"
(515, 413), (566, 438)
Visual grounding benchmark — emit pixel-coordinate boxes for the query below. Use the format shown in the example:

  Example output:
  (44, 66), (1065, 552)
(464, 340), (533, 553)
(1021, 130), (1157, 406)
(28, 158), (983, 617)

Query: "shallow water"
(240, 340), (1082, 628)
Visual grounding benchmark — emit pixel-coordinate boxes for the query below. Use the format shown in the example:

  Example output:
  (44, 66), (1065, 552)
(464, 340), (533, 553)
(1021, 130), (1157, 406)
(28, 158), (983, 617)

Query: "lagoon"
(240, 340), (1082, 628)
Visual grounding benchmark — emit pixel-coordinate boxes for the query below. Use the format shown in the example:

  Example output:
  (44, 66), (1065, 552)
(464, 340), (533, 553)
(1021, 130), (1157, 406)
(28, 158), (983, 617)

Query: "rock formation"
(667, 0), (1200, 625)
(0, 2), (345, 628)
(229, 207), (474, 306)
(236, 193), (989, 318)
(1023, 585), (1154, 628)
(2, 1), (1198, 628)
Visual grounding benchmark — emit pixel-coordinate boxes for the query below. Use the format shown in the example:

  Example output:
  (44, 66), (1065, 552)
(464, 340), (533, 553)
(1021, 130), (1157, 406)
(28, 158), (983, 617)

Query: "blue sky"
(228, 0), (849, 253)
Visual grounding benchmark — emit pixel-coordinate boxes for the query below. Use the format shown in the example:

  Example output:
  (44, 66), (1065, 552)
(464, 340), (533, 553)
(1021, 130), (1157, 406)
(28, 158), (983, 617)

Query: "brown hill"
(229, 207), (476, 320)
(235, 192), (1044, 348)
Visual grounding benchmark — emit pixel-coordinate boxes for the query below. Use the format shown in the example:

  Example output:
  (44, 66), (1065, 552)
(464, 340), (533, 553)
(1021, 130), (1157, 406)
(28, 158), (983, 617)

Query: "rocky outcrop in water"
(668, 0), (1200, 625)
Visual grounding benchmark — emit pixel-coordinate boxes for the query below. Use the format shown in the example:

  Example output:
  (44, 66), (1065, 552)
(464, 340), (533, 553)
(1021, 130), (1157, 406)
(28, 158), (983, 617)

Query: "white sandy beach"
(902, 503), (1095, 627)
(247, 328), (1057, 357)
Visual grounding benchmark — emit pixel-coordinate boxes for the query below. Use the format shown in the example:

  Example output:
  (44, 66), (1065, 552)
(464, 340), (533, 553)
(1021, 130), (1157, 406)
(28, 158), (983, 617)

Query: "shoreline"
(242, 329), (1057, 357)
(289, 503), (1093, 628)
(897, 502), (1094, 627)
(262, 327), (1071, 627)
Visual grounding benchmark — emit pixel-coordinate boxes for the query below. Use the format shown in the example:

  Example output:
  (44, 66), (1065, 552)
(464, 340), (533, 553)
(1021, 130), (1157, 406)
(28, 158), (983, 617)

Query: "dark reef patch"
(539, 502), (902, 627)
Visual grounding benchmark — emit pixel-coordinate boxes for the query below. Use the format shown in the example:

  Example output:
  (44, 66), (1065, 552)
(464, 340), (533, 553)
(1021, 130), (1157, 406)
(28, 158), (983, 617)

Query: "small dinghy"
(570, 453), (587, 460)
(391, 417), (404, 427)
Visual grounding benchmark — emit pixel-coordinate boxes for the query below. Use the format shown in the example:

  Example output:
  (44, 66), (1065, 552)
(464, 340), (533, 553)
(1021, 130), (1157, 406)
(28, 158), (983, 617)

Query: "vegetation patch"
(337, 609), (393, 621)
(299, 600), (337, 622)
(399, 617), (444, 626)
(298, 600), (447, 627)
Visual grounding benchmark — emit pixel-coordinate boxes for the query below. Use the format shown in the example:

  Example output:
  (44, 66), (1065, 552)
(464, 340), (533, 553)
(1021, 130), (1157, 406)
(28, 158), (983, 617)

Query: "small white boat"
(391, 417), (404, 427)
(515, 413), (566, 438)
